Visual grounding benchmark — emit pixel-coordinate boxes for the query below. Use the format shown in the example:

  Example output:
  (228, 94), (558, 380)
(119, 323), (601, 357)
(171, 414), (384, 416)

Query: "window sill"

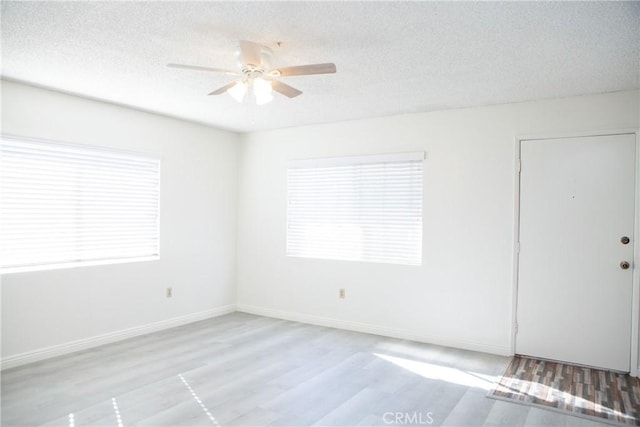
(0, 256), (160, 275)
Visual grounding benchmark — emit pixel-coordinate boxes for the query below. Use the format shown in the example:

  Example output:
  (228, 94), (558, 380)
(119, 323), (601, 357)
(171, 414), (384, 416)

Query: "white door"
(516, 133), (636, 372)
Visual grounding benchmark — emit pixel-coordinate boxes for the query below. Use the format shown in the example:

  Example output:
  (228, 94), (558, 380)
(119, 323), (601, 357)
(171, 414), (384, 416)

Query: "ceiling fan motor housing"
(236, 44), (273, 70)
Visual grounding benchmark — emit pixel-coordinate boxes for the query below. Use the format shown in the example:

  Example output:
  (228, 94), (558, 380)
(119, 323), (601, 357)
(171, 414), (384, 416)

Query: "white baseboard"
(2, 303), (511, 370)
(0, 304), (236, 370)
(237, 304), (511, 356)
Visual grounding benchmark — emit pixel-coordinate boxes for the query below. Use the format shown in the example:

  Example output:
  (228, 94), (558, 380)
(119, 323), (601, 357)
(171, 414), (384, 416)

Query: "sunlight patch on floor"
(178, 374), (221, 426)
(375, 353), (498, 391)
(111, 397), (123, 427)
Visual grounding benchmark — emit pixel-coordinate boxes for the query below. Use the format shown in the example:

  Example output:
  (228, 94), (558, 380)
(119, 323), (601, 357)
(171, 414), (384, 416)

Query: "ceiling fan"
(168, 40), (337, 105)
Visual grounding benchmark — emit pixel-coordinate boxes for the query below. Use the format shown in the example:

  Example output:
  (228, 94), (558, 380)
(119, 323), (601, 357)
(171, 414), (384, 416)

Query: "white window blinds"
(0, 135), (160, 272)
(287, 152), (424, 266)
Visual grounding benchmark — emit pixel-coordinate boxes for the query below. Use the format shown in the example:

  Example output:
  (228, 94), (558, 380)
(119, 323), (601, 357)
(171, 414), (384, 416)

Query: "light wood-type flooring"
(1, 312), (611, 426)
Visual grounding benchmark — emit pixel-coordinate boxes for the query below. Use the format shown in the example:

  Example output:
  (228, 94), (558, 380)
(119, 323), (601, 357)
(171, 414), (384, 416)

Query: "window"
(0, 135), (160, 273)
(287, 152), (424, 265)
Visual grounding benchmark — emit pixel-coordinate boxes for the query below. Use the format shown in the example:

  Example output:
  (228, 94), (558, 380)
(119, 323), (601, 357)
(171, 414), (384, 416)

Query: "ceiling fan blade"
(270, 79), (303, 98)
(272, 63), (336, 77)
(239, 40), (263, 67)
(167, 63), (240, 76)
(208, 81), (239, 96)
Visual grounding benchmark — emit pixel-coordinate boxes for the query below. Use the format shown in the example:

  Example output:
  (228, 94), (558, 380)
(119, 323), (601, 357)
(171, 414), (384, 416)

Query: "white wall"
(236, 90), (639, 356)
(2, 83), (638, 369)
(1, 80), (239, 364)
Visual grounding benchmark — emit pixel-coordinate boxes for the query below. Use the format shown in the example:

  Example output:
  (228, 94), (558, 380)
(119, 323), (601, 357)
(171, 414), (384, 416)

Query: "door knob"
(621, 236), (630, 245)
(620, 261), (630, 270)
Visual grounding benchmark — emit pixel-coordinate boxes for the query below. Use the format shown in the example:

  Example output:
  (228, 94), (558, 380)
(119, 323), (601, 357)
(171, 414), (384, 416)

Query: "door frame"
(510, 129), (640, 376)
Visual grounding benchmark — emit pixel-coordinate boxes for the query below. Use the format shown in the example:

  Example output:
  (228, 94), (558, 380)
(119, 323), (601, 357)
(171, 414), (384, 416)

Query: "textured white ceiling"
(2, 1), (639, 133)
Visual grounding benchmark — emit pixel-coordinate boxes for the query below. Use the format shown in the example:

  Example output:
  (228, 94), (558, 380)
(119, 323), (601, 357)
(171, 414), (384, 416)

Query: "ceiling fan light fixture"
(253, 77), (273, 105)
(228, 81), (248, 103)
(169, 40), (336, 104)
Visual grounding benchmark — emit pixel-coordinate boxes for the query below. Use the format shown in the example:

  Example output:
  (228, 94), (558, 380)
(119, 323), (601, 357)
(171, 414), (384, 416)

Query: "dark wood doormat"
(488, 356), (640, 426)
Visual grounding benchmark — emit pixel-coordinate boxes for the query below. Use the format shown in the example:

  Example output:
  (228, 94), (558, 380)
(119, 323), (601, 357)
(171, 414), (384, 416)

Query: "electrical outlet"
(166, 287), (172, 298)
(339, 288), (345, 299)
